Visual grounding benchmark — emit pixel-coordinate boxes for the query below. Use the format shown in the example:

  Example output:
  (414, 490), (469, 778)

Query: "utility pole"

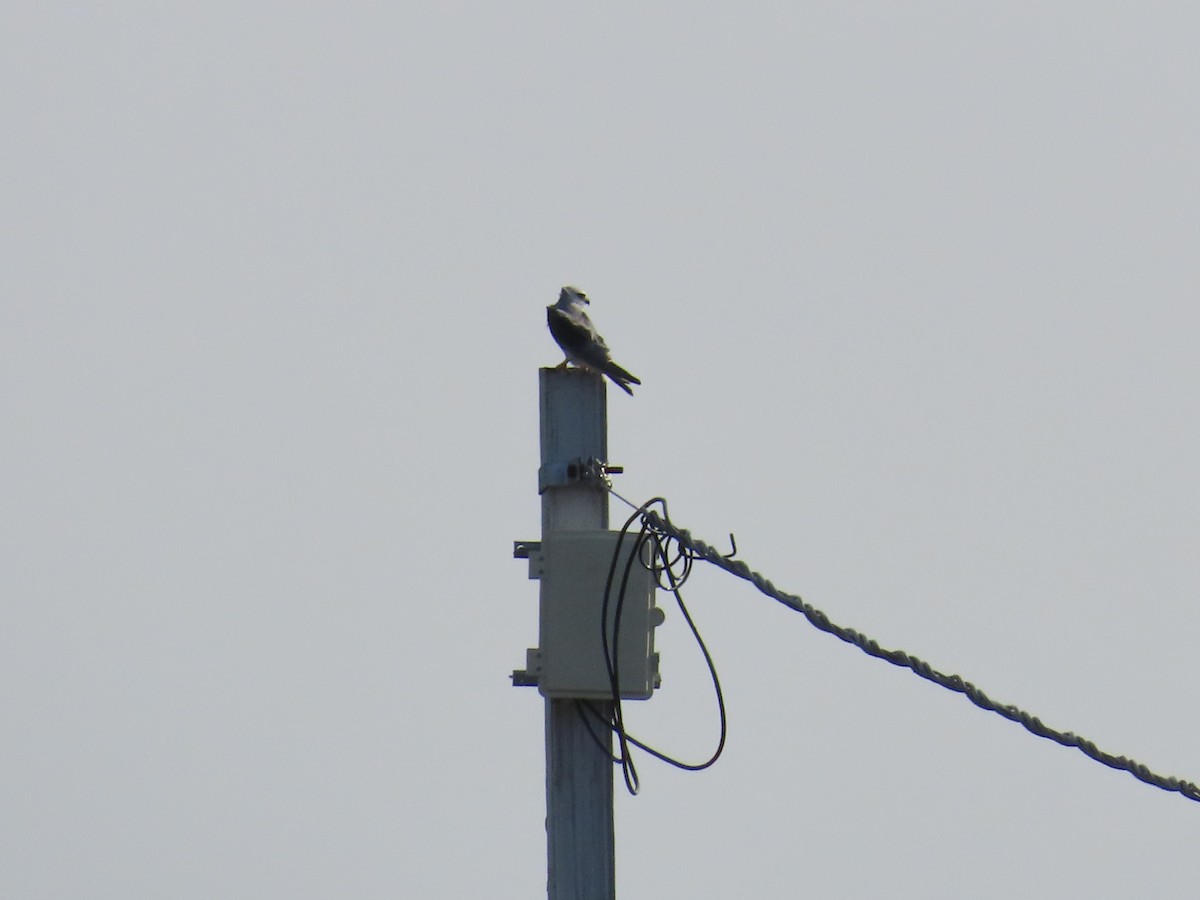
(536, 366), (615, 899)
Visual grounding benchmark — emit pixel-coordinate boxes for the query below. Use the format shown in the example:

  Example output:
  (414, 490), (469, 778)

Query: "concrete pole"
(539, 367), (615, 900)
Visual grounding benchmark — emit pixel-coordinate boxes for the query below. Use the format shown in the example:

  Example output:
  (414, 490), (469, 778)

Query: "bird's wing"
(547, 306), (611, 359)
(563, 304), (610, 351)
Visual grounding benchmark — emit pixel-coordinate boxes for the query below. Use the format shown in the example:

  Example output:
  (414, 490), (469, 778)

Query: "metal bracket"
(537, 457), (623, 494)
(512, 649), (541, 687)
(512, 544), (543, 685)
(513, 540), (540, 559)
(513, 540), (544, 580)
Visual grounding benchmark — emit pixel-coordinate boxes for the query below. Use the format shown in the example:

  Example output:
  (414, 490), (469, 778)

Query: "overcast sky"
(5, 4), (1199, 898)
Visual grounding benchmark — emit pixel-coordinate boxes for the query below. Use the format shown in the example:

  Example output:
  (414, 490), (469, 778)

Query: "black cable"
(574, 700), (622, 762)
(598, 498), (728, 793)
(602, 504), (660, 794)
(646, 534), (727, 770)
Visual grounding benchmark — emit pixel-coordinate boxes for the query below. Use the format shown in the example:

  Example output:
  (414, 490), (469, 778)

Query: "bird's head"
(560, 285), (590, 305)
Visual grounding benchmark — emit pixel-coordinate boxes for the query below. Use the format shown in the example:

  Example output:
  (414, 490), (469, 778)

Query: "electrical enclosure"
(529, 530), (660, 700)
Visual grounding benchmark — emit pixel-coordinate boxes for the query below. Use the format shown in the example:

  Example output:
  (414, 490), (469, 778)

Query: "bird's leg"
(554, 358), (571, 370)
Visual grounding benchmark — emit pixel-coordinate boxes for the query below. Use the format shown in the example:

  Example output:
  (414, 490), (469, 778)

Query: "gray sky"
(5, 4), (1199, 897)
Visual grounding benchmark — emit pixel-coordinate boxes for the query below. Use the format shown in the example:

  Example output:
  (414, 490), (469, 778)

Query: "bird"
(546, 286), (641, 395)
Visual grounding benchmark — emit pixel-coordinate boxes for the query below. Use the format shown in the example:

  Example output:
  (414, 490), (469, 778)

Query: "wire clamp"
(538, 456), (623, 494)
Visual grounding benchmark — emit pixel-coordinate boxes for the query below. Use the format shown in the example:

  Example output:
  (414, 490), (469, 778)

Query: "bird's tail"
(603, 362), (641, 395)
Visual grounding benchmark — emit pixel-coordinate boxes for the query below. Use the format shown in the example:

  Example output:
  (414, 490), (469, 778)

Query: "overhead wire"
(623, 501), (1200, 805)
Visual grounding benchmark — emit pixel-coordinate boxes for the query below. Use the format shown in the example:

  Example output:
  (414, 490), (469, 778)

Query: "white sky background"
(4, 4), (1199, 897)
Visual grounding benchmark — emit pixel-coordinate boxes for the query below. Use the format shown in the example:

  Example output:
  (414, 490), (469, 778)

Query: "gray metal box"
(530, 531), (659, 700)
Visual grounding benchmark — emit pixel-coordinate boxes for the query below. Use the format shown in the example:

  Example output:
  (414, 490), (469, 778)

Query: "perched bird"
(546, 286), (641, 395)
